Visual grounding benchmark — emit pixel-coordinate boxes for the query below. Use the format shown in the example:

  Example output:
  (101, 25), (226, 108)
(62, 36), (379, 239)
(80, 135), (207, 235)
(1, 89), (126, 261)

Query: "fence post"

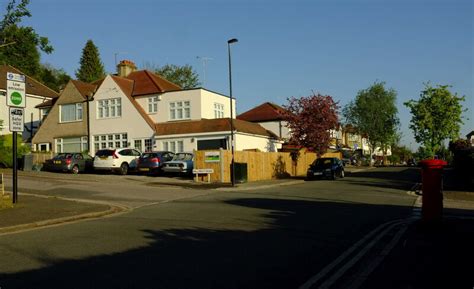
(219, 148), (224, 183)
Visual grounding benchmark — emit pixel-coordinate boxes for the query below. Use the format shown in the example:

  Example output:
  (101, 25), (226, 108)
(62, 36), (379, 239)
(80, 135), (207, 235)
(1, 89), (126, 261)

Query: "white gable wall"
(258, 120), (290, 140)
(88, 76), (155, 155)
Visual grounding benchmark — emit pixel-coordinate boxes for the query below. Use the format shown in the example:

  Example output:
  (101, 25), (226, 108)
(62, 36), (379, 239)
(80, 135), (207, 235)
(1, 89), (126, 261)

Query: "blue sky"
(19, 0), (473, 150)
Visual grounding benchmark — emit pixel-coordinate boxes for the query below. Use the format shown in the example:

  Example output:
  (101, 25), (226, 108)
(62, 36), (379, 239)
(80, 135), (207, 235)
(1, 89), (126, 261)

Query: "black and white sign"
(9, 107), (24, 132)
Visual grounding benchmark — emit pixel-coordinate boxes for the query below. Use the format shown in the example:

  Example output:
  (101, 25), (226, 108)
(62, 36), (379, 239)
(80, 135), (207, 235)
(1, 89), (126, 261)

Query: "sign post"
(6, 72), (26, 204)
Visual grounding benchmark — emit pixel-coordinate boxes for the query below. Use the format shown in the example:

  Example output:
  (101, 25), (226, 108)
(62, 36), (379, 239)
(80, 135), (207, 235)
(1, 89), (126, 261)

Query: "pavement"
(0, 166), (473, 288)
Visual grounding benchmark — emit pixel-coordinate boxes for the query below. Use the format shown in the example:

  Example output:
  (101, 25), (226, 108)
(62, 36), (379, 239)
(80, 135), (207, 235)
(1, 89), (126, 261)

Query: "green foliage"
(404, 84), (466, 158)
(38, 63), (71, 91)
(0, 134), (30, 167)
(148, 63), (200, 89)
(414, 146), (433, 161)
(0, 0), (53, 77)
(390, 145), (413, 163)
(343, 81), (400, 156)
(75, 40), (105, 83)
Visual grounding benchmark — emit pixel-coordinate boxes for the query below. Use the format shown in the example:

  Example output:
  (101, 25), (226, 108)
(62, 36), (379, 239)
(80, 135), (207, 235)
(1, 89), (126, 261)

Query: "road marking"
(298, 218), (403, 289)
(348, 222), (410, 289)
(316, 220), (406, 289)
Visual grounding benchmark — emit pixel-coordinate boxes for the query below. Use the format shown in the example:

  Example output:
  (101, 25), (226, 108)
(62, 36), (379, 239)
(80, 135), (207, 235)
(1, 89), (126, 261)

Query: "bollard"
(419, 159), (447, 224)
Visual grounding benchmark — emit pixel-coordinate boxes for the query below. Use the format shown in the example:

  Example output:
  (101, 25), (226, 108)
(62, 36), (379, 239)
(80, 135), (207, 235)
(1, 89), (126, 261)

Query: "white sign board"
(193, 168), (214, 174)
(6, 72), (26, 108)
(9, 107), (24, 132)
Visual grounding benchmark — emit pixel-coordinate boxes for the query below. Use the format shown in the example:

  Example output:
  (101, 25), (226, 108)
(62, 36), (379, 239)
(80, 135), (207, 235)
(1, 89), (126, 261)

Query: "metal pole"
(12, 131), (18, 203)
(227, 39), (238, 186)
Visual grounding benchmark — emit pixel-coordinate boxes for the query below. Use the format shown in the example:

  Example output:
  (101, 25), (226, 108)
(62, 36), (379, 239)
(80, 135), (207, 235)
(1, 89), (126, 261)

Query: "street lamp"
(227, 38), (238, 186)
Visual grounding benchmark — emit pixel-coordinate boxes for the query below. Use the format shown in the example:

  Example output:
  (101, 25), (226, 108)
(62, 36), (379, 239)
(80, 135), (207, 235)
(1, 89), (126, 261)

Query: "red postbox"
(419, 159), (447, 223)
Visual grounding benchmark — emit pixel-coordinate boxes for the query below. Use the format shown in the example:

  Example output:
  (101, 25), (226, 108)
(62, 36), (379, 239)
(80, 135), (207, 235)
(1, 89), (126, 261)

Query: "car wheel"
(119, 163), (129, 175)
(340, 170), (345, 178)
(72, 165), (79, 175)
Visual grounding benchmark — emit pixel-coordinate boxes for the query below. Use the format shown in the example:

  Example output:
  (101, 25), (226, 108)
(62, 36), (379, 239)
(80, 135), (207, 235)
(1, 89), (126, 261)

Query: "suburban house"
(73, 60), (280, 155)
(32, 80), (97, 152)
(237, 102), (291, 141)
(0, 65), (59, 141)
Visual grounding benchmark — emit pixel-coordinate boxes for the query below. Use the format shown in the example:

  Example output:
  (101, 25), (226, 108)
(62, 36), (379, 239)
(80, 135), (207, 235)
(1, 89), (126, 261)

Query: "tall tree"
(143, 63), (200, 89)
(0, 0), (53, 77)
(343, 81), (399, 162)
(282, 93), (339, 156)
(76, 40), (105, 83)
(39, 63), (71, 92)
(404, 84), (466, 157)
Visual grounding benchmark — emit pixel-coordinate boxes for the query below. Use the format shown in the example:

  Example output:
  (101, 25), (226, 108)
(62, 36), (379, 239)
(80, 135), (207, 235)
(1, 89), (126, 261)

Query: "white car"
(93, 148), (141, 175)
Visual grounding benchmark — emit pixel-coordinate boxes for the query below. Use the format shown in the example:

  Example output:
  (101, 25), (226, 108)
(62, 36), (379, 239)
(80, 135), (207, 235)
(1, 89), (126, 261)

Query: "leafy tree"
(404, 84), (466, 158)
(39, 63), (71, 91)
(76, 39), (105, 83)
(343, 81), (399, 163)
(0, 134), (30, 167)
(390, 145), (413, 164)
(282, 93), (339, 156)
(0, 0), (53, 77)
(143, 62), (200, 89)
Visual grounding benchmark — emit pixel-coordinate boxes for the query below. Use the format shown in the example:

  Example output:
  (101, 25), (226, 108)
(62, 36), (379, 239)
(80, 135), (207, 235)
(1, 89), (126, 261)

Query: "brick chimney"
(117, 60), (137, 77)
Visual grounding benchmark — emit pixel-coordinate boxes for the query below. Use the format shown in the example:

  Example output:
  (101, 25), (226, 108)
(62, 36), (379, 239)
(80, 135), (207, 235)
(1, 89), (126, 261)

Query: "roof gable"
(70, 80), (97, 100)
(109, 75), (156, 130)
(237, 102), (287, 122)
(0, 65), (59, 99)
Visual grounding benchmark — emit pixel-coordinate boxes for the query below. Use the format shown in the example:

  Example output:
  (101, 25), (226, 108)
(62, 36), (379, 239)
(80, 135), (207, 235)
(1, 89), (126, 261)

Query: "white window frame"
(162, 140), (184, 153)
(59, 103), (83, 123)
(214, 103), (224, 118)
(55, 137), (88, 153)
(97, 98), (122, 119)
(169, 101), (191, 120)
(148, 96), (159, 113)
(37, 143), (50, 152)
(94, 133), (128, 150)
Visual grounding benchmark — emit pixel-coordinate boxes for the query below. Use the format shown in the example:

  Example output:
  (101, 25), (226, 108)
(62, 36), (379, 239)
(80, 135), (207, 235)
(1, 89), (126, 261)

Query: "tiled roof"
(126, 70), (181, 96)
(237, 102), (287, 122)
(0, 65), (59, 98)
(70, 80), (97, 100)
(155, 118), (278, 138)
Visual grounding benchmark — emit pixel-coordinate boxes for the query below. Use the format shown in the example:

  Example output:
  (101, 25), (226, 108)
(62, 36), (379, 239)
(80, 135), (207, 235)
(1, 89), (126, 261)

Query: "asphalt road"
(0, 167), (420, 289)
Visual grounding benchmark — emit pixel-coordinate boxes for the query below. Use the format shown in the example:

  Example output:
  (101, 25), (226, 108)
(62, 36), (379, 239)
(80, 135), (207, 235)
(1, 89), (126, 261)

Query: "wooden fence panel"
(194, 150), (342, 183)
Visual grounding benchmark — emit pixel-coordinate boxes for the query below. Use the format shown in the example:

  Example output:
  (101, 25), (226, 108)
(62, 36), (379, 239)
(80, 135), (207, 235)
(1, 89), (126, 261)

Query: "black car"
(137, 151), (175, 175)
(44, 153), (93, 174)
(306, 157), (345, 180)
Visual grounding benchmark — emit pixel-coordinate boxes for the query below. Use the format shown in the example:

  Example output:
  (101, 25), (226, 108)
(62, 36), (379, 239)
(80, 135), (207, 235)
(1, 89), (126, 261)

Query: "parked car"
(43, 153), (93, 174)
(93, 148), (141, 175)
(137, 151), (175, 175)
(306, 157), (345, 180)
(162, 152), (194, 175)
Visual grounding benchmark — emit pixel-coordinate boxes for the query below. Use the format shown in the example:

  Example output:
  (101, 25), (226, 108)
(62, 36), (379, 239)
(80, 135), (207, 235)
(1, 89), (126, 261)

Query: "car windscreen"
(54, 153), (73, 159)
(141, 153), (157, 159)
(172, 153), (192, 161)
(96, 150), (114, 157)
(313, 158), (333, 168)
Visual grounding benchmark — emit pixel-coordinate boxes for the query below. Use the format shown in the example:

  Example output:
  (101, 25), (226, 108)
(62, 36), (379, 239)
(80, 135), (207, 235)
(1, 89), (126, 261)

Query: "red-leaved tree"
(282, 93), (339, 156)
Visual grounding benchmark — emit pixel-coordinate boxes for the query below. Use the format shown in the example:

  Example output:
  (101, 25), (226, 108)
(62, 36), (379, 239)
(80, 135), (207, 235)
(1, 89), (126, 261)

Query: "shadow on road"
(0, 197), (417, 289)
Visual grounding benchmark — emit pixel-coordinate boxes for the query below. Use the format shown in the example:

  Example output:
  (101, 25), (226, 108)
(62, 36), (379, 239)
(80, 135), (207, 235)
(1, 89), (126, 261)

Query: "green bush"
(0, 134), (31, 167)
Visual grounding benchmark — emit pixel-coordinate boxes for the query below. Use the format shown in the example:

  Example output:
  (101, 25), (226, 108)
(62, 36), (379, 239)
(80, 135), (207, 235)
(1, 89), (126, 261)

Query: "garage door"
(197, 139), (227, 150)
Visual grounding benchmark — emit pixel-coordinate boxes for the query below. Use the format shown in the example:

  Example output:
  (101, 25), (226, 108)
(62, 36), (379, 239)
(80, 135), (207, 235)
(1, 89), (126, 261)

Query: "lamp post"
(227, 38), (238, 186)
